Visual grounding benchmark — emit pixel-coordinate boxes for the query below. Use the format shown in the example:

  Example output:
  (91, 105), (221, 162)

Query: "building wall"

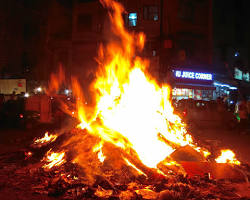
(213, 0), (250, 75)
(48, 0), (212, 82)
(0, 0), (49, 81)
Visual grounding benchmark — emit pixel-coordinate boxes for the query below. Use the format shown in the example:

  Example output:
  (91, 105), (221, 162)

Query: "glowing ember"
(43, 150), (66, 169)
(124, 157), (146, 176)
(25, 151), (33, 160)
(34, 132), (57, 145)
(215, 149), (240, 165)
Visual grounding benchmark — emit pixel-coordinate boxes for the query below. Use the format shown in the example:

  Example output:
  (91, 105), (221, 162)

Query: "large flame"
(71, 0), (197, 168)
(45, 0), (240, 171)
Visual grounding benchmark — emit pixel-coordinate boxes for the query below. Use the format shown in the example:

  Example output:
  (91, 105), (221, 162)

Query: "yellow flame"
(34, 132), (57, 145)
(124, 157), (146, 176)
(215, 149), (240, 165)
(98, 150), (106, 163)
(161, 160), (179, 166)
(194, 147), (211, 158)
(70, 0), (210, 168)
(93, 141), (106, 163)
(43, 150), (66, 169)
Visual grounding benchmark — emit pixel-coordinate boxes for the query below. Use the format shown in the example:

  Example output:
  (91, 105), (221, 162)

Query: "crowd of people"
(173, 95), (250, 133)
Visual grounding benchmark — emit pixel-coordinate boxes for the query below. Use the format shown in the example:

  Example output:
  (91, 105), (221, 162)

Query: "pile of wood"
(0, 146), (249, 200)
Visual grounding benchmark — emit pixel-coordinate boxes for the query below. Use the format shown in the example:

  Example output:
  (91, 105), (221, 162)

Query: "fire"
(71, 0), (202, 168)
(124, 157), (146, 176)
(43, 0), (241, 175)
(93, 141), (106, 163)
(34, 132), (57, 145)
(98, 150), (106, 163)
(43, 150), (66, 169)
(215, 149), (240, 165)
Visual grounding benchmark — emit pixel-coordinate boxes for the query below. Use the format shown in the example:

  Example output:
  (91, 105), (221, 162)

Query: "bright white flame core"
(95, 68), (187, 167)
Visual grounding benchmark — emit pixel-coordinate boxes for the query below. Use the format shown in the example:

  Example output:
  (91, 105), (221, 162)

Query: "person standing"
(235, 98), (248, 133)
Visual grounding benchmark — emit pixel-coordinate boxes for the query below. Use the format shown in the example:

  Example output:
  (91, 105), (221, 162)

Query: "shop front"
(170, 69), (215, 101)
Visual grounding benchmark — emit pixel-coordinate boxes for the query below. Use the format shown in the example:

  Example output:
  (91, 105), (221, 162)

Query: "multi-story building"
(46, 0), (215, 100)
(49, 0), (212, 98)
(213, 0), (250, 100)
(0, 0), (49, 81)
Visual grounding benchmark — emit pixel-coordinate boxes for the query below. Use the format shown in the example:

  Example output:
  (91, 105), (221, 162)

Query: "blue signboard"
(174, 70), (213, 81)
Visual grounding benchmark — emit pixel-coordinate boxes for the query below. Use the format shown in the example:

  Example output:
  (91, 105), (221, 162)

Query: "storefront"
(213, 81), (238, 101)
(170, 69), (215, 101)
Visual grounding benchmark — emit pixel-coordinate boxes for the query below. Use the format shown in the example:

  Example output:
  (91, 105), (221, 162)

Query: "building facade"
(47, 0), (213, 99)
(0, 0), (49, 81)
(213, 0), (250, 101)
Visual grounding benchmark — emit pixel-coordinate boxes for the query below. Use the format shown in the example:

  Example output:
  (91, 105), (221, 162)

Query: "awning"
(173, 83), (216, 90)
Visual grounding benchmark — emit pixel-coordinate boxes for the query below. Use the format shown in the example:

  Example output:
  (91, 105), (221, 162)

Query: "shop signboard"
(174, 70), (213, 81)
(172, 69), (213, 87)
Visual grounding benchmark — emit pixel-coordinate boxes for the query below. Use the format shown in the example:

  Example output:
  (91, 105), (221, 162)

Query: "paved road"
(0, 125), (51, 155)
(191, 127), (250, 164)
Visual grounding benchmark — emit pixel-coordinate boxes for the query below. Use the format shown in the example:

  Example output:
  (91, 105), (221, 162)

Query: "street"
(0, 123), (249, 199)
(192, 127), (250, 164)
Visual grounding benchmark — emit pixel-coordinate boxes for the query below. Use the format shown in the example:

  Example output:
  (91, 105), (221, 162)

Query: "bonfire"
(9, 0), (248, 199)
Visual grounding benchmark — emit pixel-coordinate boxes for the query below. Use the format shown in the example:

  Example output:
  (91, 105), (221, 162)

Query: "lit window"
(234, 52), (239, 57)
(128, 13), (137, 27)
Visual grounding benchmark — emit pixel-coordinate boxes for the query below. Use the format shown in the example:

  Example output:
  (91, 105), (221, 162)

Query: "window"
(77, 14), (92, 32)
(128, 13), (137, 27)
(143, 6), (159, 21)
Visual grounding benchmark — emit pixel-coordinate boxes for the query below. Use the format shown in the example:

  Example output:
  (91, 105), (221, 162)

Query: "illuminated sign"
(174, 70), (213, 81)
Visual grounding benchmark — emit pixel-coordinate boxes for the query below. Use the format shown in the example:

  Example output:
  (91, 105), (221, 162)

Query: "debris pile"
(0, 135), (249, 200)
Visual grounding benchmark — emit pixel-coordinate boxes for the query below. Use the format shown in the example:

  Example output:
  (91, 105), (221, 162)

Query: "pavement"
(192, 126), (250, 164)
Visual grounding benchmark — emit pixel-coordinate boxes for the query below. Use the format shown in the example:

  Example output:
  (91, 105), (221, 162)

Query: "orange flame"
(34, 132), (57, 145)
(124, 157), (146, 176)
(43, 150), (66, 169)
(45, 0), (240, 172)
(93, 141), (106, 163)
(71, 0), (203, 168)
(215, 149), (240, 165)
(47, 65), (65, 95)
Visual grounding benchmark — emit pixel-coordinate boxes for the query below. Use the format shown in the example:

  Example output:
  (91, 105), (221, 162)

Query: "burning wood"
(33, 132), (57, 147)
(215, 149), (241, 165)
(4, 0), (246, 199)
(42, 149), (66, 170)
